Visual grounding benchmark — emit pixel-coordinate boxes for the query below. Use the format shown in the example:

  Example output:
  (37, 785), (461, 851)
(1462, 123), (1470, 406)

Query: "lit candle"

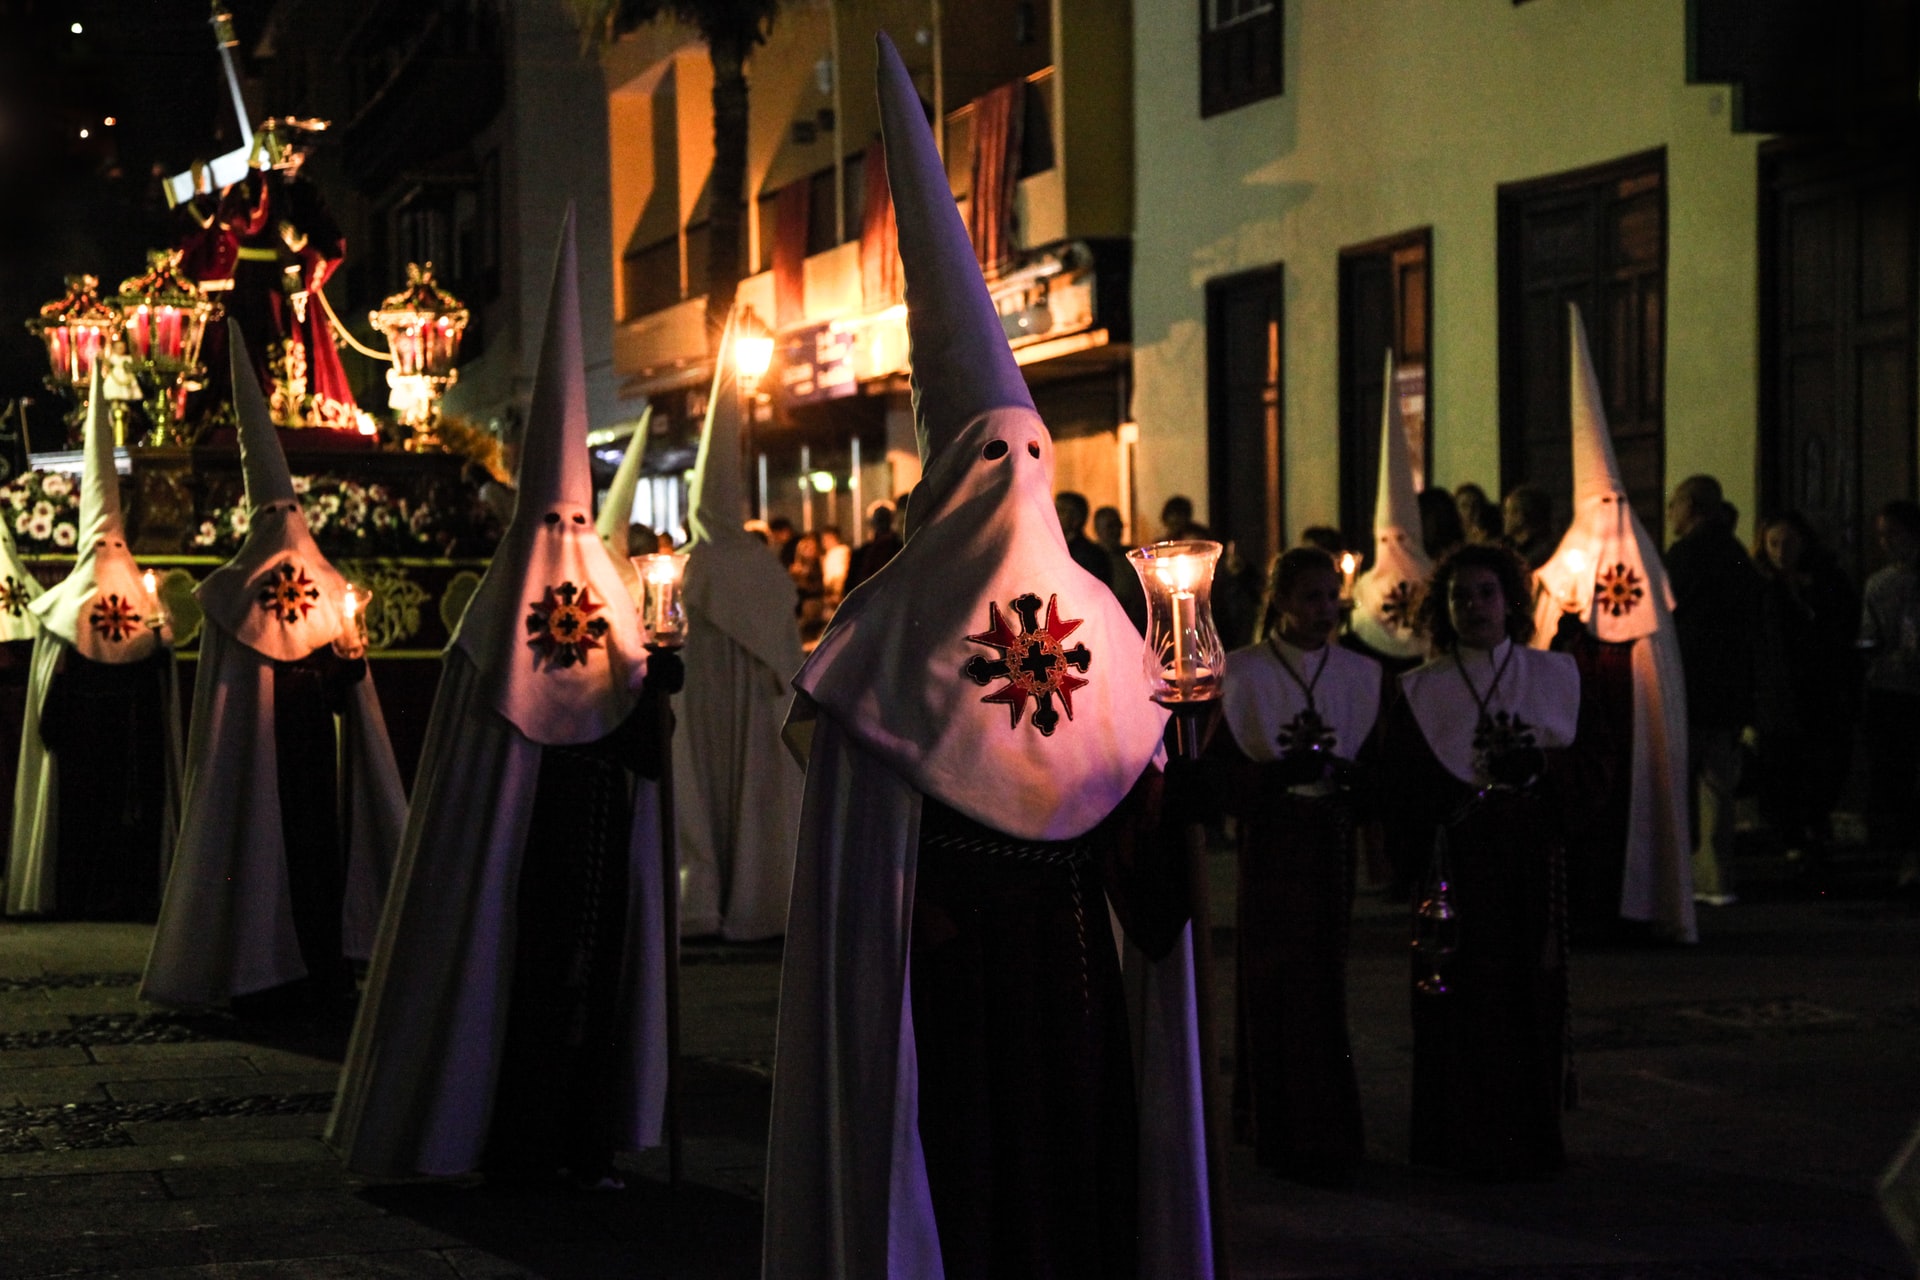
(141, 569), (157, 597)
(343, 585), (359, 621)
(1339, 551), (1358, 601)
(1561, 547), (1589, 613)
(646, 556), (678, 639)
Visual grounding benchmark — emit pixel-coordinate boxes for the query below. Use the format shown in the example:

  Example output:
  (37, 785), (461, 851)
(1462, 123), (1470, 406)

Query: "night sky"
(0, 0), (270, 432)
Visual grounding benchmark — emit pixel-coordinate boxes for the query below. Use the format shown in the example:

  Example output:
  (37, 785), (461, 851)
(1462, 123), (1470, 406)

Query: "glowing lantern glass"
(1127, 539), (1226, 705)
(632, 552), (690, 649)
(370, 262), (470, 446)
(27, 275), (119, 393)
(115, 250), (212, 374)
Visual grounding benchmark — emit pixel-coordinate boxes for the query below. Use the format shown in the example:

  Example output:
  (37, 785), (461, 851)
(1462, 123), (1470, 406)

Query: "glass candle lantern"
(1127, 539), (1227, 706)
(633, 552), (690, 649)
(28, 275), (119, 392)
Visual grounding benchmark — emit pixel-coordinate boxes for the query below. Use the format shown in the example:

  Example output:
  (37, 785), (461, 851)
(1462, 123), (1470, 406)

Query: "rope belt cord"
(313, 285), (394, 363)
(919, 828), (1096, 870)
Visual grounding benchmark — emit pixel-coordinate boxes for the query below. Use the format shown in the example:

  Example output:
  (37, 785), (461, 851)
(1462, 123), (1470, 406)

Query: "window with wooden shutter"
(1201, 0), (1283, 118)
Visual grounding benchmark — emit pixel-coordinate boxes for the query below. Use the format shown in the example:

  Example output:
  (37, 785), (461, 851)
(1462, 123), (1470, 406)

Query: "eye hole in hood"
(982, 439), (1009, 461)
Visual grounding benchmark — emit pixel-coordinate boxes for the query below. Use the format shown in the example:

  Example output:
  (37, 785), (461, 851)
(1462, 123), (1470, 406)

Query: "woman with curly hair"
(1381, 542), (1603, 1179)
(1213, 546), (1386, 1187)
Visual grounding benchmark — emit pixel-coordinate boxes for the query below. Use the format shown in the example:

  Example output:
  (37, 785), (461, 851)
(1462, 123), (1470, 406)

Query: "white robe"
(762, 702), (1213, 1280)
(6, 631), (183, 916)
(673, 610), (803, 940)
(326, 649), (667, 1175)
(140, 624), (408, 1004)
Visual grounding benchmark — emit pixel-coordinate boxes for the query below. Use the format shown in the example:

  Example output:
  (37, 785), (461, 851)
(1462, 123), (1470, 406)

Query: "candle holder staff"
(142, 324), (408, 1015)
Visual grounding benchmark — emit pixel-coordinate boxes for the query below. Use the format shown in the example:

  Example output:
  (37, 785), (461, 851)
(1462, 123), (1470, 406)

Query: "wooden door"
(1206, 265), (1284, 574)
(1499, 151), (1666, 539)
(1339, 229), (1431, 549)
(1761, 140), (1918, 581)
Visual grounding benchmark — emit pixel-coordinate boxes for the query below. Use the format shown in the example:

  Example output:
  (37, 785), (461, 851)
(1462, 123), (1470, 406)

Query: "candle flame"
(645, 556), (681, 585)
(1564, 547), (1590, 579)
(1339, 551), (1358, 575)
(141, 569), (157, 596)
(343, 585), (359, 619)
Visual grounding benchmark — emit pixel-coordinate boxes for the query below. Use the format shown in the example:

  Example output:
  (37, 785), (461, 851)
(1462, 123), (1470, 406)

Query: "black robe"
(487, 693), (667, 1179)
(1210, 720), (1378, 1187)
(39, 647), (173, 921)
(1549, 622), (1636, 939)
(1381, 696), (1605, 1180)
(908, 768), (1189, 1280)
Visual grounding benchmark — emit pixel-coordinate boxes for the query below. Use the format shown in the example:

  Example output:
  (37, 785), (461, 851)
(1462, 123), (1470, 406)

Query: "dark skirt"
(41, 648), (170, 921)
(1409, 788), (1568, 1180)
(487, 742), (635, 1177)
(909, 799), (1139, 1280)
(1234, 790), (1363, 1186)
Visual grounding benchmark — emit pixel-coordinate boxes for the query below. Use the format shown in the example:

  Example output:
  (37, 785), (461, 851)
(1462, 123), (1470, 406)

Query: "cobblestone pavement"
(0, 855), (1913, 1278)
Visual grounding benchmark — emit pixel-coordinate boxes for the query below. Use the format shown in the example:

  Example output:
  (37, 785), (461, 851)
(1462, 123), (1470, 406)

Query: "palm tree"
(573, 0), (781, 338)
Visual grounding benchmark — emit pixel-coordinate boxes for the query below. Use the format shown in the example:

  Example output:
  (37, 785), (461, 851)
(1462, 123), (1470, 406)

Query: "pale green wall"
(1132, 0), (1766, 541)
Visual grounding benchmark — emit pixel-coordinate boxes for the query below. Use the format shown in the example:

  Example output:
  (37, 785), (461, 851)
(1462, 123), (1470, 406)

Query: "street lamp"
(27, 275), (119, 430)
(369, 263), (470, 451)
(733, 305), (775, 391)
(115, 249), (215, 444)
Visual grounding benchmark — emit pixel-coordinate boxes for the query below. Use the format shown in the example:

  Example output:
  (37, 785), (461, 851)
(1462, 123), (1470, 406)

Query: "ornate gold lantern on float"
(115, 250), (216, 444)
(1128, 538), (1227, 757)
(26, 275), (120, 430)
(370, 263), (470, 451)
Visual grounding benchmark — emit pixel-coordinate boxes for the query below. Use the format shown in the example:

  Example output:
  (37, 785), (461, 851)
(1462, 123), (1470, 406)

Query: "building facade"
(600, 0), (1137, 543)
(258, 0), (636, 452)
(1134, 0), (1917, 580)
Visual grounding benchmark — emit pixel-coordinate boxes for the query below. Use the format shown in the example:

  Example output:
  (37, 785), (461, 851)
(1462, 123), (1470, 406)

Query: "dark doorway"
(1206, 265), (1285, 574)
(1338, 228), (1431, 549)
(1760, 137), (1919, 582)
(1499, 150), (1667, 539)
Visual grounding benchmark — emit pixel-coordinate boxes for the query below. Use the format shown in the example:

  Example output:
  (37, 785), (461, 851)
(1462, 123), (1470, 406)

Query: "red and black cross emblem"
(525, 580), (611, 670)
(88, 593), (141, 644)
(1596, 562), (1645, 617)
(258, 562), (320, 625)
(0, 575), (28, 618)
(962, 592), (1091, 737)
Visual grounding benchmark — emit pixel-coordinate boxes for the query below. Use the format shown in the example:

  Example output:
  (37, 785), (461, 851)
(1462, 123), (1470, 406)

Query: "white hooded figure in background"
(141, 326), (409, 1010)
(329, 213), (674, 1186)
(0, 505), (45, 848)
(7, 367), (180, 921)
(763, 35), (1213, 1280)
(595, 402), (653, 564)
(1349, 352), (1433, 668)
(673, 317), (804, 941)
(1530, 304), (1695, 945)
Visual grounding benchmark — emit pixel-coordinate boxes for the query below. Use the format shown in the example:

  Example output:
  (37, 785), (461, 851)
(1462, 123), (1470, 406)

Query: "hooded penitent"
(329, 212), (668, 1177)
(1530, 304), (1695, 943)
(8, 367), (181, 918)
(673, 315), (805, 941)
(597, 403), (653, 591)
(763, 34), (1210, 1280)
(140, 327), (409, 1005)
(0, 517), (43, 644)
(1351, 351), (1432, 661)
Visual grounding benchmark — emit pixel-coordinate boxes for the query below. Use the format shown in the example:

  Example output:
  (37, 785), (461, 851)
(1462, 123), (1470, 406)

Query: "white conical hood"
(877, 32), (1035, 473)
(598, 403), (653, 603)
(451, 209), (645, 746)
(0, 512), (44, 643)
(1351, 351), (1432, 659)
(790, 35), (1166, 842)
(195, 324), (349, 661)
(30, 365), (160, 662)
(684, 313), (803, 677)
(1531, 305), (1673, 644)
